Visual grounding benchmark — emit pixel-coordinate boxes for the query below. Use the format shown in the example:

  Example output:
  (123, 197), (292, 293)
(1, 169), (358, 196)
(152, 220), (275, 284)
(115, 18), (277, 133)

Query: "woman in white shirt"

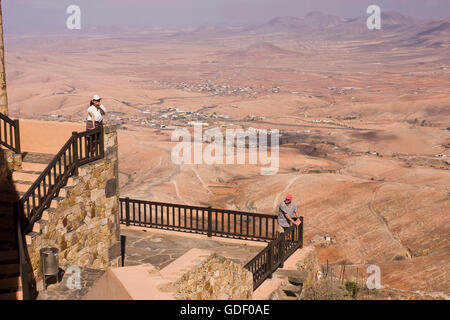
(86, 94), (107, 130)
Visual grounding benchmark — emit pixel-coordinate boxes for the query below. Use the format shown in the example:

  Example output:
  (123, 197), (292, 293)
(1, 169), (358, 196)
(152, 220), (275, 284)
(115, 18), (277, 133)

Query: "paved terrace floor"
(37, 226), (265, 300)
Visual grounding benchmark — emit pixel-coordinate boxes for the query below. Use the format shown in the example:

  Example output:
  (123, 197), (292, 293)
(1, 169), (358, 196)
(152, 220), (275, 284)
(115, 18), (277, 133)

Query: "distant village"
(150, 80), (281, 96)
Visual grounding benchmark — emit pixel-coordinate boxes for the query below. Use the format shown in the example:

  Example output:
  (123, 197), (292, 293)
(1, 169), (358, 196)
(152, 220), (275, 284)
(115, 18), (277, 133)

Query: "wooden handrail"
(0, 113), (21, 153)
(119, 196), (304, 290)
(19, 126), (103, 234)
(244, 222), (302, 290)
(14, 126), (105, 299)
(119, 197), (278, 241)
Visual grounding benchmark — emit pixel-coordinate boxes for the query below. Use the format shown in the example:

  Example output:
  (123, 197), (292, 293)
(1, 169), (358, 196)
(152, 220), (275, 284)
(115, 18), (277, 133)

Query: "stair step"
(32, 219), (48, 234)
(25, 231), (39, 246)
(13, 181), (33, 193)
(21, 195), (65, 214)
(49, 197), (65, 209)
(0, 231), (15, 242)
(0, 290), (23, 300)
(13, 173), (75, 188)
(0, 241), (16, 251)
(282, 284), (301, 295)
(0, 192), (21, 203)
(0, 250), (19, 261)
(21, 152), (55, 164)
(0, 223), (14, 232)
(0, 216), (14, 229)
(18, 185), (70, 199)
(0, 276), (22, 289)
(12, 171), (41, 182)
(0, 203), (13, 214)
(41, 208), (56, 221)
(21, 162), (48, 173)
(0, 263), (19, 274)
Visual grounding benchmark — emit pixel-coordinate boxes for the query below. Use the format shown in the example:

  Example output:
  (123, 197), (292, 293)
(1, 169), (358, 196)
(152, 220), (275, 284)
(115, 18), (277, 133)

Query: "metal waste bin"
(40, 247), (59, 290)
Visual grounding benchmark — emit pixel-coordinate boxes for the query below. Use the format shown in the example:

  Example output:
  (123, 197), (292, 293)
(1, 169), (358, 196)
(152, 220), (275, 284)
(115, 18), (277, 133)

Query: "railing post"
(279, 233), (285, 269)
(14, 201), (33, 300)
(267, 242), (273, 279)
(207, 206), (212, 237)
(72, 132), (79, 176)
(13, 119), (21, 154)
(125, 197), (130, 226)
(299, 216), (304, 249)
(99, 126), (105, 158)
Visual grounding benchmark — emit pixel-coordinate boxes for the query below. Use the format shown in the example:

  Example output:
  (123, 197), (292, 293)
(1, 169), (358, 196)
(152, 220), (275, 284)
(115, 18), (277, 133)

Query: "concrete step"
(13, 171), (75, 188)
(282, 284), (301, 296)
(49, 197), (65, 209)
(0, 240), (16, 251)
(0, 216), (14, 229)
(40, 208), (56, 222)
(0, 276), (21, 289)
(0, 230), (15, 242)
(21, 162), (48, 173)
(12, 170), (41, 183)
(32, 219), (48, 234)
(0, 290), (23, 300)
(14, 182), (68, 198)
(0, 223), (14, 232)
(0, 250), (19, 262)
(13, 181), (33, 194)
(0, 192), (21, 203)
(0, 263), (19, 274)
(25, 231), (39, 246)
(0, 203), (13, 213)
(22, 196), (65, 214)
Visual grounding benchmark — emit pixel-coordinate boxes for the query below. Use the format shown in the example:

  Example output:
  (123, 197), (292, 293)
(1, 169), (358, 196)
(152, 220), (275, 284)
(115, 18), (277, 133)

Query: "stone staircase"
(268, 271), (305, 300)
(0, 152), (74, 300)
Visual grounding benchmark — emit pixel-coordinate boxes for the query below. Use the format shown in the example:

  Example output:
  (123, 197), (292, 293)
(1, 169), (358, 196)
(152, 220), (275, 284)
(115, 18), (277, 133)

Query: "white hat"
(92, 94), (102, 101)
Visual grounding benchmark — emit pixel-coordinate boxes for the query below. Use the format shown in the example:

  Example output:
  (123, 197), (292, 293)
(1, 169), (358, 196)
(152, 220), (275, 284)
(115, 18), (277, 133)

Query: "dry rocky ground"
(5, 15), (450, 299)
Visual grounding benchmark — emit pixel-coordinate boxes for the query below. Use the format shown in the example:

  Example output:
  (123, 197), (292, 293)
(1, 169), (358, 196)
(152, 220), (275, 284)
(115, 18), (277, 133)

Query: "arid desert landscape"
(5, 11), (450, 298)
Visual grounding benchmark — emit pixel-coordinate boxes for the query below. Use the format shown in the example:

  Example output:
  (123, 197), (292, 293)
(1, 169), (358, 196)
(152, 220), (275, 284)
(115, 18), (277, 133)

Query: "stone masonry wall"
(28, 125), (121, 281)
(175, 253), (253, 300)
(0, 148), (21, 196)
(0, 147), (21, 180)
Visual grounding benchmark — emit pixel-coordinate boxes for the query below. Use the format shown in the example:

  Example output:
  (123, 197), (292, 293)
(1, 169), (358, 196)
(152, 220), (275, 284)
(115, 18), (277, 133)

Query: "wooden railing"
(18, 127), (104, 234)
(0, 113), (21, 153)
(119, 197), (304, 290)
(244, 218), (303, 290)
(14, 127), (104, 300)
(119, 197), (278, 242)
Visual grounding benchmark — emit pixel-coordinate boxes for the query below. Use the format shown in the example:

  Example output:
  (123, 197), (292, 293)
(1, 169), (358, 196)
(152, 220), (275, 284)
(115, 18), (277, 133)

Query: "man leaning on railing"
(277, 194), (301, 234)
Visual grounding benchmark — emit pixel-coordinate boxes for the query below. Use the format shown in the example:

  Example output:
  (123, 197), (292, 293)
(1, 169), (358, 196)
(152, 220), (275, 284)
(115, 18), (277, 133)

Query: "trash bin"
(40, 247), (59, 290)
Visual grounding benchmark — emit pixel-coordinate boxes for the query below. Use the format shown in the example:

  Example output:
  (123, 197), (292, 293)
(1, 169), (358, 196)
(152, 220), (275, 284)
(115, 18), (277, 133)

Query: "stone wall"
(175, 253), (253, 300)
(28, 125), (121, 281)
(295, 245), (321, 294)
(0, 147), (21, 194)
(0, 1), (8, 116)
(0, 148), (21, 179)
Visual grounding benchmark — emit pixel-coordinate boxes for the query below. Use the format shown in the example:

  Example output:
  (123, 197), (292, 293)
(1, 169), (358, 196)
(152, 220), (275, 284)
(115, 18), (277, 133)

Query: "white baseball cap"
(92, 94), (102, 101)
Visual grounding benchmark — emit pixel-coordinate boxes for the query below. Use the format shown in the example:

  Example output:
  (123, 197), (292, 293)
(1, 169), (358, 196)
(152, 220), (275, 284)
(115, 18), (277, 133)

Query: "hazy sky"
(3, 0), (450, 34)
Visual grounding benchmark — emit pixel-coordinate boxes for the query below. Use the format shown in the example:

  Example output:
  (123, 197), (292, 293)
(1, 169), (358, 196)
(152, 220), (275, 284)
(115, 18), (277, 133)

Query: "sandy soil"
(7, 24), (450, 298)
